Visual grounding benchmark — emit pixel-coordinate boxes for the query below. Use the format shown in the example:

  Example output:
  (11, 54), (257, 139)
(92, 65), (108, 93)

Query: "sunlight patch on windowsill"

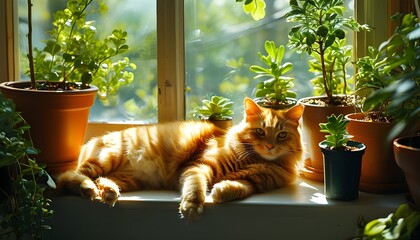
(117, 178), (333, 206)
(115, 177), (404, 208)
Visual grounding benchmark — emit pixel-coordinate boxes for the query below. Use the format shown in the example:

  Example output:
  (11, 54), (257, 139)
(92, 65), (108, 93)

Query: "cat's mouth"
(256, 147), (279, 161)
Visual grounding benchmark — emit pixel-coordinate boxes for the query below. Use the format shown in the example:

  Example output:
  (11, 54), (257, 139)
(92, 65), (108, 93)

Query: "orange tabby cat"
(56, 97), (304, 220)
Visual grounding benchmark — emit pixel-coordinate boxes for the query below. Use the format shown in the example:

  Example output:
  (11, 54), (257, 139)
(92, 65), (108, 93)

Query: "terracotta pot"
(345, 113), (407, 193)
(320, 141), (365, 201)
(394, 136), (420, 207)
(0, 81), (97, 175)
(254, 97), (297, 110)
(207, 119), (233, 130)
(298, 96), (355, 182)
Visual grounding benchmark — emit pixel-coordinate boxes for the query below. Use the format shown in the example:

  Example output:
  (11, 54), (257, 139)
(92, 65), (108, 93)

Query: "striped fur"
(56, 98), (304, 220)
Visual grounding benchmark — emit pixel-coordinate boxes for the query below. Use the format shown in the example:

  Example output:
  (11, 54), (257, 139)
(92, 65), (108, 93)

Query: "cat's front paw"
(80, 179), (99, 201)
(179, 197), (204, 222)
(210, 180), (252, 203)
(96, 177), (121, 207)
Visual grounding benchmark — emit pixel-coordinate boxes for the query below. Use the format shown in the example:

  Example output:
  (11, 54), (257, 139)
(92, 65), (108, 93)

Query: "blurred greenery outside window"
(18, 0), (354, 124)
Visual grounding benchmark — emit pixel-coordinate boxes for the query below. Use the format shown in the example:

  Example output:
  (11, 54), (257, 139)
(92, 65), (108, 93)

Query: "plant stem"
(341, 61), (347, 96)
(59, 0), (92, 83)
(319, 43), (332, 101)
(27, 0), (36, 89)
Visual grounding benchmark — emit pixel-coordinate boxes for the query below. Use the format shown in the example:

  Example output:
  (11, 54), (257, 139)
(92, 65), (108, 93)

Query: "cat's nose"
(265, 143), (274, 150)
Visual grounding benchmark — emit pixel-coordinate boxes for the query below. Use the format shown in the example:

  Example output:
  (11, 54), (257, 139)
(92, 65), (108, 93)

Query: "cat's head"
(236, 97), (304, 162)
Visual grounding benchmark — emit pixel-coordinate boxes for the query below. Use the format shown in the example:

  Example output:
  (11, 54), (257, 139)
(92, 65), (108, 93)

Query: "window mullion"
(0, 0), (18, 82)
(354, 0), (415, 59)
(157, 0), (185, 122)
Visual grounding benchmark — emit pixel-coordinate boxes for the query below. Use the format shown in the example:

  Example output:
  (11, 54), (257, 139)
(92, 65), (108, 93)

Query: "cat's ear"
(285, 104), (304, 122)
(244, 97), (262, 117)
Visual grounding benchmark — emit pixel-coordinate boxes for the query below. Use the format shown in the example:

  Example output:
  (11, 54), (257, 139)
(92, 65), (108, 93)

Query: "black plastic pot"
(320, 140), (366, 201)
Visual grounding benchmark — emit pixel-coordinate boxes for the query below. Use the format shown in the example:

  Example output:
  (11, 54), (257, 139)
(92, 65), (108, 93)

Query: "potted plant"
(319, 114), (366, 201)
(0, 92), (55, 239)
(0, 0), (135, 174)
(394, 135), (420, 208)
(192, 95), (234, 130)
(346, 12), (419, 193)
(249, 40), (297, 109)
(284, 0), (370, 182)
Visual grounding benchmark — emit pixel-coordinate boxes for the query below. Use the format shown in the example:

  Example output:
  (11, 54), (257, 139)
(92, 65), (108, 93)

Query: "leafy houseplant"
(308, 38), (354, 98)
(346, 13), (419, 193)
(286, 0), (370, 104)
(0, 0), (135, 174)
(250, 41), (297, 109)
(30, 0), (136, 105)
(319, 114), (365, 200)
(0, 92), (55, 239)
(192, 95), (234, 129)
(283, 0), (370, 182)
(354, 13), (419, 139)
(319, 114), (353, 151)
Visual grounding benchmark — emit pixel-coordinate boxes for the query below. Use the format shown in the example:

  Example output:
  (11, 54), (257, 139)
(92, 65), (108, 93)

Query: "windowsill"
(46, 177), (406, 240)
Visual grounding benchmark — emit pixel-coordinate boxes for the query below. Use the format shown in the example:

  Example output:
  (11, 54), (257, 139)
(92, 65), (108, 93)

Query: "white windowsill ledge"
(46, 178), (405, 240)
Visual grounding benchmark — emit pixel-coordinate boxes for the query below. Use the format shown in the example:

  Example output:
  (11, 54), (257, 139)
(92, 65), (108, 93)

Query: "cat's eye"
(255, 128), (265, 136)
(277, 132), (288, 140)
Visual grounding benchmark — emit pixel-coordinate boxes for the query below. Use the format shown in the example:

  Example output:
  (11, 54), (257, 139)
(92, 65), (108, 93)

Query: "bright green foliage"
(30, 0), (136, 105)
(362, 204), (420, 240)
(286, 0), (370, 102)
(250, 41), (296, 104)
(309, 39), (354, 96)
(0, 93), (55, 239)
(319, 114), (352, 150)
(355, 13), (420, 139)
(236, 0), (266, 20)
(192, 96), (234, 121)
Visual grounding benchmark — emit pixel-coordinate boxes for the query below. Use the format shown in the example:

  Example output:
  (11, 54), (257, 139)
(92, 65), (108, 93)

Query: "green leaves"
(193, 96), (234, 121)
(286, 0), (370, 100)
(30, 0), (135, 100)
(43, 40), (61, 55)
(250, 41), (296, 103)
(309, 39), (354, 96)
(355, 13), (419, 134)
(94, 57), (136, 106)
(241, 0), (266, 21)
(319, 114), (352, 150)
(0, 92), (55, 238)
(363, 204), (420, 239)
(0, 94), (36, 168)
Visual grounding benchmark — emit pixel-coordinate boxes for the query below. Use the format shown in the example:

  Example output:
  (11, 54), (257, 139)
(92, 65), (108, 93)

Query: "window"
(184, 0), (355, 123)
(17, 0), (158, 123)
(4, 0), (405, 124)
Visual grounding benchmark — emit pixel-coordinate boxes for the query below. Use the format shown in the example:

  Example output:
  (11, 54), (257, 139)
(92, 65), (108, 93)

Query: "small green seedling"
(250, 40), (296, 104)
(193, 96), (234, 121)
(319, 114), (352, 150)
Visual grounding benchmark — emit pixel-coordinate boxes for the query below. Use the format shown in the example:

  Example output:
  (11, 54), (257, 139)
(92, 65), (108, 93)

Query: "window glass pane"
(18, 0), (157, 123)
(185, 0), (354, 123)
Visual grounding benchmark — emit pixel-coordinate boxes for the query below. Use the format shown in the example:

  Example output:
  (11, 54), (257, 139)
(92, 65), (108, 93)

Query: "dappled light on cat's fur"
(56, 97), (304, 221)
